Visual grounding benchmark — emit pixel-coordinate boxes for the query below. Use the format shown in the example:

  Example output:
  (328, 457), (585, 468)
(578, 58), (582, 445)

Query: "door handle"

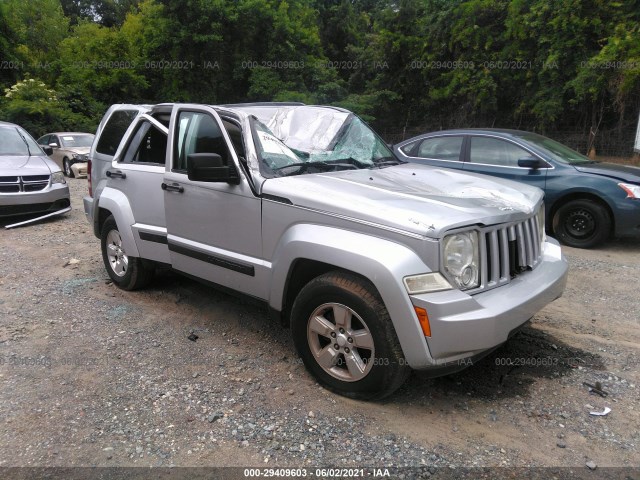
(161, 182), (184, 193)
(106, 169), (126, 179)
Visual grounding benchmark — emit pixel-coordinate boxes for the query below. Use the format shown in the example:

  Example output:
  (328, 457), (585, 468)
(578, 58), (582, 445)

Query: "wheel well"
(549, 193), (615, 234)
(97, 207), (112, 236)
(280, 259), (369, 328)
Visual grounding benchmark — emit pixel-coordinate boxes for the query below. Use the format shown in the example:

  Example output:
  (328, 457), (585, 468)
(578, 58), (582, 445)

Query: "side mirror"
(43, 146), (54, 155)
(518, 156), (548, 169)
(187, 153), (240, 184)
(49, 142), (59, 148)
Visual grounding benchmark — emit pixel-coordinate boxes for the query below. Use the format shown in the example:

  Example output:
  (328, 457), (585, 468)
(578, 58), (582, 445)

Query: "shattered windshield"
(253, 114), (401, 177)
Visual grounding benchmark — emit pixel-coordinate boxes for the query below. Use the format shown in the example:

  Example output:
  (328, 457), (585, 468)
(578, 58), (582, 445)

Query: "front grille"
(477, 215), (542, 293)
(0, 175), (50, 193)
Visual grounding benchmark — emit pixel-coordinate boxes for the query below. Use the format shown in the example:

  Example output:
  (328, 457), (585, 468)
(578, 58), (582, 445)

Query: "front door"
(163, 105), (267, 300)
(462, 135), (548, 191)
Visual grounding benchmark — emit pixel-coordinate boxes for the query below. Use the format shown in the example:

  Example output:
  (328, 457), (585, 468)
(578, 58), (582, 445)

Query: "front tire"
(63, 158), (74, 178)
(100, 215), (153, 290)
(552, 199), (610, 248)
(291, 272), (410, 400)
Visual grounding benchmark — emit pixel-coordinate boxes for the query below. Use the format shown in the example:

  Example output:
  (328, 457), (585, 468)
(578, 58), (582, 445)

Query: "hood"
(262, 163), (543, 238)
(62, 146), (91, 156)
(574, 162), (640, 183)
(0, 155), (57, 175)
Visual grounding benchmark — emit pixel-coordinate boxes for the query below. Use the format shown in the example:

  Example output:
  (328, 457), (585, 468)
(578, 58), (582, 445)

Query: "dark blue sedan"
(394, 129), (640, 248)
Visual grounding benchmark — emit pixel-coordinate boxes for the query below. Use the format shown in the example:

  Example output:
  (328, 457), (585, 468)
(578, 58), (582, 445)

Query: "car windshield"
(60, 134), (94, 148)
(0, 126), (44, 156)
(253, 115), (401, 177)
(515, 132), (594, 165)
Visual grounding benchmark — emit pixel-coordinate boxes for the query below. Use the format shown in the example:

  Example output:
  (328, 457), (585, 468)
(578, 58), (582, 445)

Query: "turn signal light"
(414, 306), (431, 337)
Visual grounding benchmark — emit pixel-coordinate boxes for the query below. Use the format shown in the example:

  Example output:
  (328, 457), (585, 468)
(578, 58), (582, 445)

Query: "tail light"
(87, 159), (93, 197)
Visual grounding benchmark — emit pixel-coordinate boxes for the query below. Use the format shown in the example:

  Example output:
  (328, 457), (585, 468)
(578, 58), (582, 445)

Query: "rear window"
(96, 110), (138, 156)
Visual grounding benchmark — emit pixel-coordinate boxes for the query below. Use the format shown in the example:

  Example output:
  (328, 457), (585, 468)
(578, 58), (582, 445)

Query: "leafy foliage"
(0, 78), (95, 136)
(0, 0), (638, 138)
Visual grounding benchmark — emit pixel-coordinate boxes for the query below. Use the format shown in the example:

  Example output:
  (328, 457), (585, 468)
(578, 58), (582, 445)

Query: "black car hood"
(574, 162), (640, 183)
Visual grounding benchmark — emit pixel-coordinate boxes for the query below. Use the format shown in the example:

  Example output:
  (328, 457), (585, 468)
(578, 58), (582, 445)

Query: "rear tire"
(101, 215), (153, 290)
(552, 199), (610, 248)
(291, 271), (410, 400)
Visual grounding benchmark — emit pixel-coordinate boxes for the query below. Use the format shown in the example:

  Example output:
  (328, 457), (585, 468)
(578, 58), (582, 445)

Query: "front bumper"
(410, 238), (568, 367)
(613, 198), (640, 238)
(70, 162), (88, 178)
(0, 184), (70, 217)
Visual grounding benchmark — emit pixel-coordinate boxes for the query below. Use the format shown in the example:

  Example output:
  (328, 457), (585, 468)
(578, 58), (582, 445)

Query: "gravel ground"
(0, 178), (639, 478)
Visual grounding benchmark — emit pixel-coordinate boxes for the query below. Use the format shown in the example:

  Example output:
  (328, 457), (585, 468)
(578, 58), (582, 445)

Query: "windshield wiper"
(373, 157), (405, 168)
(15, 128), (32, 157)
(272, 161), (331, 176)
(273, 159), (360, 176)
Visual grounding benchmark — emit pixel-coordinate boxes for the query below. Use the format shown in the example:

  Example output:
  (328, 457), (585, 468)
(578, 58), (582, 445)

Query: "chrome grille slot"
(0, 176), (20, 193)
(475, 213), (543, 294)
(0, 175), (50, 193)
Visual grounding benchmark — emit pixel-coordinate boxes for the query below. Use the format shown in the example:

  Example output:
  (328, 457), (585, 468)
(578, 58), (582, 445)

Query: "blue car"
(394, 129), (640, 248)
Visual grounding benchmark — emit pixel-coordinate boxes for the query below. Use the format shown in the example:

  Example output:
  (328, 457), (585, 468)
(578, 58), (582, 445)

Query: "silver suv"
(84, 103), (568, 399)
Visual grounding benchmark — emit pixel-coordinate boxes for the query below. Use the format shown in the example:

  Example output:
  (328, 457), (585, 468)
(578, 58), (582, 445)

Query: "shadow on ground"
(392, 324), (605, 403)
(116, 270), (607, 404)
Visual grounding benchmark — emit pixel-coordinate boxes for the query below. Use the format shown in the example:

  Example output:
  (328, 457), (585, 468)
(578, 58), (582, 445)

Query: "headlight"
(51, 171), (66, 184)
(537, 203), (546, 246)
(618, 183), (640, 199)
(403, 272), (452, 294)
(443, 231), (479, 290)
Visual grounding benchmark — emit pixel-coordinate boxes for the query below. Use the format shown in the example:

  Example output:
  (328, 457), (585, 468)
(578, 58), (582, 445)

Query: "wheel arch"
(268, 224), (436, 368)
(95, 187), (140, 257)
(279, 258), (371, 327)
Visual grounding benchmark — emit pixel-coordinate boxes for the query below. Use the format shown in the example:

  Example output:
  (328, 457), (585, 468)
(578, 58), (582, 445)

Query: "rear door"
(398, 135), (465, 170)
(462, 135), (548, 191)
(106, 115), (170, 264)
(163, 105), (267, 299)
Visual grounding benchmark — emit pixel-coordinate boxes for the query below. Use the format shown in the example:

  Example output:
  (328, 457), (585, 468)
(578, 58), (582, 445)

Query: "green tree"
(2, 0), (69, 82)
(567, 1), (640, 130)
(56, 21), (147, 105)
(60, 0), (140, 27)
(504, 0), (623, 128)
(0, 77), (95, 136)
(0, 2), (22, 88)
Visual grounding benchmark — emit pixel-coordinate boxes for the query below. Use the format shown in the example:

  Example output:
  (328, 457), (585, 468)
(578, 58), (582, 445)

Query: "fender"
(96, 186), (140, 257)
(268, 224), (438, 368)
